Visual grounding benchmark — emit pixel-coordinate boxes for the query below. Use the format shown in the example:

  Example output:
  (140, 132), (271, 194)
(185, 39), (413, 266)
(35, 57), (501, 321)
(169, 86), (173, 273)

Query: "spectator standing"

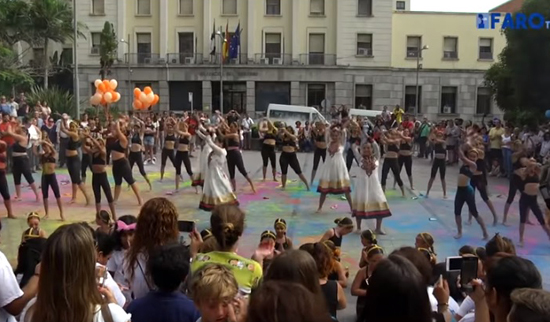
(41, 117), (58, 148)
(0, 113), (16, 172)
(0, 97), (10, 115)
(489, 119), (505, 176)
(418, 118), (431, 158)
(56, 114), (70, 167)
(241, 113), (254, 150)
(393, 105), (404, 125)
(8, 98), (18, 118)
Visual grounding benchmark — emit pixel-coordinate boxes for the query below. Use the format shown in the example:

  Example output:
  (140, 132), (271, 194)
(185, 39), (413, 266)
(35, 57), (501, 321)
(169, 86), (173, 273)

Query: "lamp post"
(120, 37), (131, 110)
(73, 0), (80, 117)
(414, 44), (429, 118)
(215, 31), (226, 113)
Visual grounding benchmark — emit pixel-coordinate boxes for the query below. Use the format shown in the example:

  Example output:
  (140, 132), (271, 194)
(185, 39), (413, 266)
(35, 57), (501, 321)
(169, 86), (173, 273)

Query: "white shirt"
(107, 250), (132, 303)
(125, 253), (150, 300)
(0, 251), (23, 322)
(540, 141), (550, 158)
(96, 263), (126, 307)
(56, 119), (70, 139)
(241, 118), (253, 131)
(9, 102), (18, 117)
(20, 298), (131, 322)
(427, 286), (460, 315)
(457, 296), (475, 317)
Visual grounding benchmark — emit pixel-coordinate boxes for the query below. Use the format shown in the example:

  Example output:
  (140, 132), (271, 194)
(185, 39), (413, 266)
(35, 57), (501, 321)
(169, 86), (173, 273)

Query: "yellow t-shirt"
(394, 108), (404, 124)
(489, 127), (505, 150)
(191, 251), (263, 293)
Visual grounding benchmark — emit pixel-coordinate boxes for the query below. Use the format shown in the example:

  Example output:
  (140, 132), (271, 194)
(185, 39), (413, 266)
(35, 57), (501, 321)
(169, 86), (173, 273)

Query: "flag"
(209, 20), (216, 55)
(222, 21), (229, 62)
(229, 22), (241, 60)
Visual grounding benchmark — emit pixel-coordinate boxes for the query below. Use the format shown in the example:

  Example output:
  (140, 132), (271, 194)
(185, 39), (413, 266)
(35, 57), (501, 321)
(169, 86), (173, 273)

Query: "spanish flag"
(222, 21), (229, 62)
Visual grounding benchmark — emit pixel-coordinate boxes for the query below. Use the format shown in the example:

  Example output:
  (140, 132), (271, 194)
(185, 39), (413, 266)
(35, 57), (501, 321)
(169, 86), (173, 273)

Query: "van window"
(268, 110), (310, 123)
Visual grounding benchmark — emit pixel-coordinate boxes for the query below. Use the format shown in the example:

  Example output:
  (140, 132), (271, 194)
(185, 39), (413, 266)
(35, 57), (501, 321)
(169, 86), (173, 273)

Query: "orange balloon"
(143, 86), (152, 95)
(100, 97), (106, 105)
(142, 101), (151, 109)
(151, 94), (159, 106)
(102, 80), (111, 90)
(134, 88), (141, 98)
(98, 83), (106, 93)
(133, 99), (143, 110)
(112, 92), (120, 102)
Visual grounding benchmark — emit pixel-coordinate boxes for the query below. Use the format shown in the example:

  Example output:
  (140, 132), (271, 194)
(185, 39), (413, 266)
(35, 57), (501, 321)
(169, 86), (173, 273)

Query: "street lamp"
(73, 0), (80, 117)
(414, 44), (429, 118)
(120, 37), (132, 110)
(215, 31), (227, 113)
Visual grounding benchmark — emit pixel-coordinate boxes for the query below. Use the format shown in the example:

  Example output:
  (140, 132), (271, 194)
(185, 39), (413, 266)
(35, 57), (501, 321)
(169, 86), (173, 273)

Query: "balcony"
(299, 53), (336, 66)
(125, 53), (164, 64)
(166, 53), (204, 65)
(253, 53), (293, 65)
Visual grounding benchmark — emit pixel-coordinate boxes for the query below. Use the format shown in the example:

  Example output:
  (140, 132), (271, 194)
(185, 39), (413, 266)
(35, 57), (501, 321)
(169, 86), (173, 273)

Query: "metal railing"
(166, 53), (204, 65)
(205, 53), (250, 65)
(125, 53), (163, 64)
(253, 53), (293, 65)
(299, 53), (337, 66)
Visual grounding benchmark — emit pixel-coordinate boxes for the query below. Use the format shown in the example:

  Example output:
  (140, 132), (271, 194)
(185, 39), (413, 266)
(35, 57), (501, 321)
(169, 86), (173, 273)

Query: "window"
(310, 0), (324, 15)
(137, 0), (151, 15)
(266, 0), (281, 15)
(443, 37), (458, 59)
(222, 0), (237, 15)
(91, 32), (101, 54)
(92, 0), (105, 15)
(178, 32), (194, 57)
(396, 1), (406, 10)
(358, 0), (372, 16)
(307, 84), (326, 107)
(476, 87), (492, 114)
(308, 33), (325, 65)
(357, 34), (373, 56)
(179, 0), (193, 15)
(441, 87), (457, 114)
(355, 85), (372, 109)
(406, 36), (421, 58)
(404, 86), (421, 114)
(136, 33), (152, 63)
(479, 38), (493, 60)
(61, 48), (73, 66)
(265, 33), (282, 62)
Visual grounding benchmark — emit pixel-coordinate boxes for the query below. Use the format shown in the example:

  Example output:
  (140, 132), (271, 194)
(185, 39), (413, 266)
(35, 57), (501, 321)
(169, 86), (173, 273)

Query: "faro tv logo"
(477, 13), (550, 29)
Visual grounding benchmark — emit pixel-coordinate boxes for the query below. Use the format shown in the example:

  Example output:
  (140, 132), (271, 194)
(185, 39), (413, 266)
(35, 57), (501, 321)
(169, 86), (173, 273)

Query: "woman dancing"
(159, 120), (177, 183)
(259, 119), (278, 181)
(39, 139), (63, 220)
(192, 122), (214, 191)
(128, 122), (152, 191)
(453, 148), (488, 240)
(351, 141), (391, 233)
(503, 140), (530, 225)
(5, 123), (39, 201)
(380, 129), (405, 197)
(397, 128), (414, 190)
(109, 120), (142, 206)
(425, 129), (447, 198)
(143, 117), (156, 164)
(86, 133), (116, 218)
(0, 141), (13, 218)
(81, 129), (93, 183)
(279, 126), (309, 190)
(59, 118), (89, 204)
(311, 121), (328, 185)
(174, 119), (194, 193)
(199, 135), (239, 211)
(345, 122), (362, 172)
(316, 124), (352, 213)
(218, 120), (256, 193)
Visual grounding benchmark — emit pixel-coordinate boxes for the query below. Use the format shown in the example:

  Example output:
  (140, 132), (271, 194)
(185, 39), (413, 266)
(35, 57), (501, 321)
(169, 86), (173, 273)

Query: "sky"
(410, 0), (508, 13)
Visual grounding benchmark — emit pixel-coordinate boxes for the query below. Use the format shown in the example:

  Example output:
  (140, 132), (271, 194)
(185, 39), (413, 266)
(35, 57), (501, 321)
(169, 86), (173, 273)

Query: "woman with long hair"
(0, 141), (13, 218)
(503, 140), (532, 225)
(80, 129), (93, 183)
(85, 134), (116, 218)
(159, 120), (177, 183)
(380, 129), (405, 197)
(142, 117), (156, 164)
(397, 128), (414, 190)
(279, 125), (309, 190)
(19, 223), (130, 322)
(39, 139), (63, 220)
(128, 122), (152, 191)
(5, 123), (39, 202)
(259, 119), (278, 181)
(125, 197), (179, 300)
(310, 121), (328, 186)
(218, 120), (256, 193)
(59, 118), (89, 205)
(173, 119), (194, 193)
(425, 129), (447, 198)
(345, 121), (362, 172)
(110, 120), (142, 205)
(192, 123), (215, 192)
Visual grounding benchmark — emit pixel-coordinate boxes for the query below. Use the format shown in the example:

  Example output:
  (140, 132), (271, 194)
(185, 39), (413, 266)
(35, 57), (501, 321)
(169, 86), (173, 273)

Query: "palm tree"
(29, 0), (83, 89)
(99, 22), (118, 80)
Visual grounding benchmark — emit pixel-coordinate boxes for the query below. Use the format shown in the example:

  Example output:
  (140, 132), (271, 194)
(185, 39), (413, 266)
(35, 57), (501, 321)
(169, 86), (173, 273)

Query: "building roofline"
(490, 0), (516, 12)
(393, 10), (479, 16)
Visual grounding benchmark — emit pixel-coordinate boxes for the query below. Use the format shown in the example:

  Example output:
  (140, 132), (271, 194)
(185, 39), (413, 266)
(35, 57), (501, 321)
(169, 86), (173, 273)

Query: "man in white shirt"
(8, 98), (18, 118)
(241, 113), (254, 150)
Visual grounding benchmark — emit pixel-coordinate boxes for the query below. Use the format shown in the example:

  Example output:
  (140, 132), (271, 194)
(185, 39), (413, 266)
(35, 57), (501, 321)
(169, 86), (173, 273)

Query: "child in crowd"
(107, 215), (137, 304)
(94, 231), (126, 307)
(21, 212), (46, 243)
(95, 209), (114, 234)
(359, 229), (378, 268)
(274, 218), (293, 251)
(415, 232), (437, 265)
(320, 217), (354, 249)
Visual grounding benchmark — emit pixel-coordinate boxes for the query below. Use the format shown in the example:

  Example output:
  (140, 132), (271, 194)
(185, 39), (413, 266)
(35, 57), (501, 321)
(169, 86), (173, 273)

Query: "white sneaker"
(152, 159), (156, 165)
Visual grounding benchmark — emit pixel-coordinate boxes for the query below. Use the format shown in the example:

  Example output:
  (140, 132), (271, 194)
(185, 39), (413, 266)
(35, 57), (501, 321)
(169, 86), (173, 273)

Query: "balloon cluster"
(90, 79), (121, 106)
(133, 87), (159, 110)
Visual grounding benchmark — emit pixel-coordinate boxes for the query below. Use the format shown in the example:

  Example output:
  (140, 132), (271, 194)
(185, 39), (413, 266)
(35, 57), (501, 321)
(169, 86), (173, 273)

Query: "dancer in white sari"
(351, 142), (392, 234)
(192, 123), (214, 192)
(199, 135), (239, 211)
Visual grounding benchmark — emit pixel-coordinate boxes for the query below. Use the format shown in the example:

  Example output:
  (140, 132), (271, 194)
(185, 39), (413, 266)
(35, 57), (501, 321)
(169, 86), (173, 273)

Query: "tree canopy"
(100, 22), (118, 80)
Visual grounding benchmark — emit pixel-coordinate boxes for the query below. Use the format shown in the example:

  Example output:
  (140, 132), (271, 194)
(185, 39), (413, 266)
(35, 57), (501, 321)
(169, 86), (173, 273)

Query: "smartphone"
(178, 220), (195, 245)
(446, 256), (463, 272)
(461, 256), (479, 292)
(95, 266), (107, 287)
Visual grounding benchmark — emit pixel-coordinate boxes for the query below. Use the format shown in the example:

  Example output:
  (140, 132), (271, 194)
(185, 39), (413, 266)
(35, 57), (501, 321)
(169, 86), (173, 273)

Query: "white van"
(348, 108), (383, 120)
(266, 104), (327, 129)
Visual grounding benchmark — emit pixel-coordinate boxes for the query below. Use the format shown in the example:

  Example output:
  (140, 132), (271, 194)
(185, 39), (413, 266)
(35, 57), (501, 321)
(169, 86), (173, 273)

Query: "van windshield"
(268, 110), (310, 123)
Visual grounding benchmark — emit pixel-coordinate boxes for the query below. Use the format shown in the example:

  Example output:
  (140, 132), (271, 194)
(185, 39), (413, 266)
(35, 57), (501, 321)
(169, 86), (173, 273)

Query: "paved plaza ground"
(0, 150), (548, 322)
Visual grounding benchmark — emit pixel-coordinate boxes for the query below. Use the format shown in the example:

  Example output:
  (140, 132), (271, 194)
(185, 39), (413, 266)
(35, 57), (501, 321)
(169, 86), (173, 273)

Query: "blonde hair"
(189, 264), (239, 303)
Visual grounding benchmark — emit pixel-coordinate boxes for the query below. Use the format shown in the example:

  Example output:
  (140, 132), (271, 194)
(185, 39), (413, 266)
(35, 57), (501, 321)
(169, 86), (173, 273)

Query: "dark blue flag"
(229, 23), (241, 60)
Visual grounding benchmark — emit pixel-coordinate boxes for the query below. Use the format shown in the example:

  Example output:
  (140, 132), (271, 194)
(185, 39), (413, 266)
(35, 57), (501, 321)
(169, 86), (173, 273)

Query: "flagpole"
(219, 27), (224, 114)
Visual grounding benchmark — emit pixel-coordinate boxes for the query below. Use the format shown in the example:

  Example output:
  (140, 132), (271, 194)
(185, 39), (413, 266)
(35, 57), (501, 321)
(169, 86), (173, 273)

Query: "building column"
(246, 81), (255, 114)
(291, 0), (300, 61)
(203, 81), (212, 113)
(159, 0), (168, 58)
(158, 80), (169, 111)
(117, 0), (127, 60)
(291, 81), (301, 105)
(247, 0), (256, 59)
(203, 0), (212, 58)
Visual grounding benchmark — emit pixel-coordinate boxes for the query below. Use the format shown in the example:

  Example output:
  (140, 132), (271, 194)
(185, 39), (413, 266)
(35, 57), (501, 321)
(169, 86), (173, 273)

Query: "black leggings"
(227, 149), (247, 179)
(346, 149), (359, 172)
(41, 173), (60, 199)
(129, 151), (147, 177)
(112, 158), (135, 186)
(67, 155), (82, 185)
(81, 153), (92, 179)
(0, 171), (10, 200)
(430, 158), (446, 180)
(261, 144), (276, 169)
(313, 148), (327, 171)
(455, 186), (479, 218)
(92, 172), (114, 204)
(398, 155), (413, 177)
(381, 158), (403, 187)
(506, 174), (524, 204)
(519, 194), (545, 225)
(280, 152), (302, 175)
(175, 150), (193, 176)
(470, 175), (489, 201)
(161, 149), (176, 168)
(12, 156), (34, 185)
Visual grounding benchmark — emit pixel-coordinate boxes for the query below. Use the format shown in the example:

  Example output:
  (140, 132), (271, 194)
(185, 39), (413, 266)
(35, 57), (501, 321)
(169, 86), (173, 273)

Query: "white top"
(124, 253), (150, 300)
(0, 251), (24, 322)
(427, 286), (460, 314)
(96, 263), (126, 307)
(20, 298), (131, 322)
(460, 312), (475, 322)
(457, 296), (475, 317)
(106, 250), (132, 303)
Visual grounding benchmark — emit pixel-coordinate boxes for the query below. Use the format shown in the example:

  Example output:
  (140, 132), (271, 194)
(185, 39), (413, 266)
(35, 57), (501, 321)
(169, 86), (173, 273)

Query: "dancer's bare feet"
(375, 230), (386, 235)
(69, 198), (76, 205)
(482, 233), (489, 241)
(518, 240), (524, 248)
(502, 221), (510, 227)
(7, 214), (16, 219)
(315, 208), (322, 213)
(454, 233), (462, 239)
(466, 220), (472, 226)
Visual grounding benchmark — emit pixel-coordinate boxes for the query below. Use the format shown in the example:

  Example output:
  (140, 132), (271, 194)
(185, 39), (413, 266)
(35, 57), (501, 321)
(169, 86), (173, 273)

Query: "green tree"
(484, 0), (550, 123)
(99, 22), (118, 80)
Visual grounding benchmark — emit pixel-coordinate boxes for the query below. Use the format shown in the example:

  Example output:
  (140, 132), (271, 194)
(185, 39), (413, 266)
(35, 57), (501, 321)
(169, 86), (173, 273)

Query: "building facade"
(27, 0), (507, 120)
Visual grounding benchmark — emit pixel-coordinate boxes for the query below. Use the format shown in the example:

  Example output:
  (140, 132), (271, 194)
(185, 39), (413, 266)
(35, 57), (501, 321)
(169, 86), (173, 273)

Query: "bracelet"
(437, 303), (449, 307)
